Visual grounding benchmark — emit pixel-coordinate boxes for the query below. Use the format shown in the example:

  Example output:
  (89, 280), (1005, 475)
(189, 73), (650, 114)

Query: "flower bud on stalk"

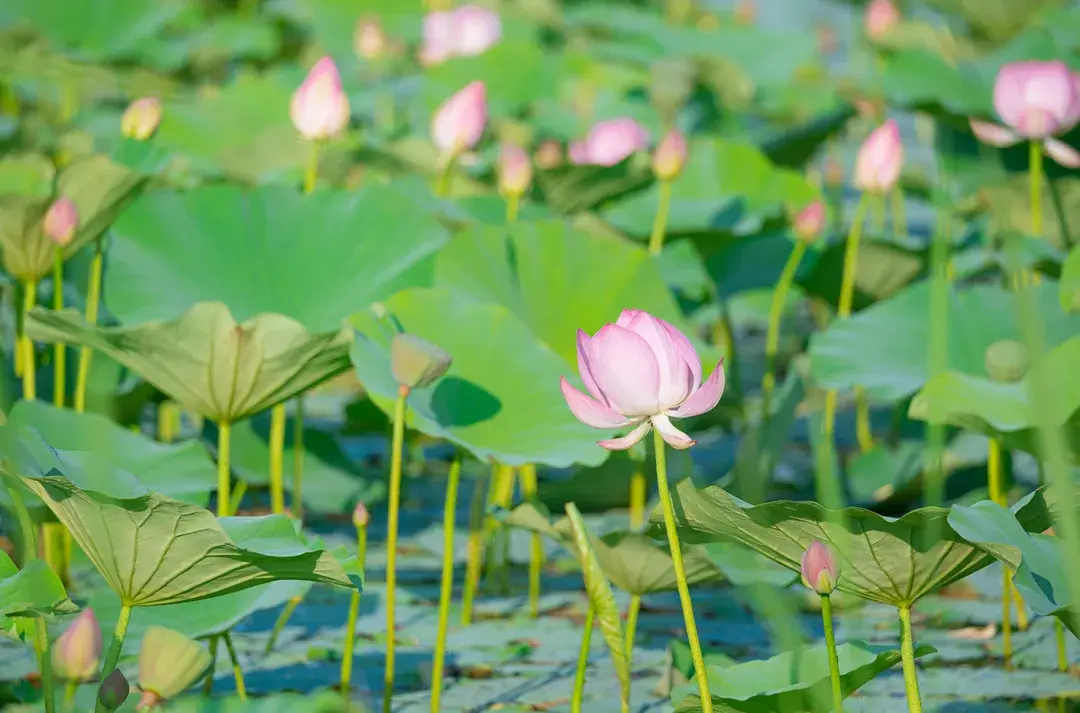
(801, 541), (842, 595)
(290, 57), (350, 141)
(43, 197), (78, 247)
(431, 81), (488, 159)
(121, 98), (163, 140)
(792, 200), (826, 243)
(137, 626), (212, 709)
(98, 669), (130, 712)
(864, 0), (900, 41)
(652, 129), (687, 181)
(353, 501), (371, 529)
(354, 17), (388, 61)
(390, 334), (452, 390)
(853, 119), (903, 194)
(53, 609), (101, 682)
(498, 142), (533, 198)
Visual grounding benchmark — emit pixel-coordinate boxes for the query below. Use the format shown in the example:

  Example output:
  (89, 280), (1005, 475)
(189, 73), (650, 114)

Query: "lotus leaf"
(534, 161), (653, 215)
(1062, 244), (1080, 312)
(647, 480), (1057, 606)
(423, 41), (562, 117)
(0, 552), (77, 640)
(0, 153), (54, 196)
(26, 304), (352, 423)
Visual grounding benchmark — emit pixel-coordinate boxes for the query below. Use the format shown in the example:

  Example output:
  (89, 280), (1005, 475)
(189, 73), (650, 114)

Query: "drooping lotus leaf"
(500, 502), (724, 595)
(0, 153), (53, 196)
(911, 337), (1080, 455)
(809, 281), (1080, 401)
(671, 641), (936, 713)
(0, 552), (77, 640)
(14, 472), (361, 607)
(0, 154), (144, 282)
(948, 499), (1078, 637)
(701, 543), (797, 588)
(103, 183), (449, 331)
(647, 480), (1058, 606)
(350, 288), (610, 468)
(26, 304), (352, 423)
(1062, 244), (1080, 312)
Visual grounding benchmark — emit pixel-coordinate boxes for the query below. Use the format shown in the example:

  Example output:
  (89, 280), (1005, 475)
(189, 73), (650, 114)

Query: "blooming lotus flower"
(121, 98), (163, 140)
(354, 17), (387, 61)
(431, 81), (487, 156)
(52, 609), (101, 681)
(290, 57), (350, 141)
(452, 5), (502, 57)
(498, 142), (532, 197)
(969, 60), (1080, 167)
(43, 197), (78, 247)
(569, 118), (650, 167)
(652, 129), (688, 181)
(853, 119), (903, 194)
(801, 541), (841, 595)
(560, 309), (725, 450)
(793, 200), (826, 242)
(864, 0), (900, 41)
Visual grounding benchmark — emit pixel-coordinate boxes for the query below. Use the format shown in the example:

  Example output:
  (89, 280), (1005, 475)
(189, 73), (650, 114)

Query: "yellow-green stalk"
(429, 457), (462, 710)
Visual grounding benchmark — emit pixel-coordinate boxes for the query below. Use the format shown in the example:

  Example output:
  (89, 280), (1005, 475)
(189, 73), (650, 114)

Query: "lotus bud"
(864, 0), (900, 41)
(984, 340), (1029, 383)
(652, 129), (688, 181)
(569, 117), (649, 167)
(353, 501), (370, 529)
(290, 57), (350, 141)
(43, 197), (78, 247)
(354, 17), (387, 61)
(390, 333), (452, 391)
(853, 119), (903, 194)
(137, 626), (213, 705)
(98, 669), (130, 711)
(801, 541), (841, 595)
(498, 142), (532, 197)
(535, 139), (564, 169)
(121, 98), (163, 140)
(52, 609), (101, 681)
(431, 81), (487, 157)
(792, 200), (826, 242)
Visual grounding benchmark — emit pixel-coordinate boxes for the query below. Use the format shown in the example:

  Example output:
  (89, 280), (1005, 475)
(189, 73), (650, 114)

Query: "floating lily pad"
(0, 553), (76, 641)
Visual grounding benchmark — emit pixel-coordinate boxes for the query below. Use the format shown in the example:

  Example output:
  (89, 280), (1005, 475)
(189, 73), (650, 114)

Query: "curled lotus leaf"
(26, 303), (352, 423)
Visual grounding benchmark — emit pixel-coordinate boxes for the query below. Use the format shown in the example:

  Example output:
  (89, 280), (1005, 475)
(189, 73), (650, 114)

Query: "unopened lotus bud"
(498, 142), (532, 197)
(121, 98), (163, 140)
(792, 200), (826, 242)
(535, 139), (564, 169)
(354, 16), (387, 61)
(390, 334), (452, 390)
(864, 0), (900, 41)
(801, 540), (841, 595)
(652, 129), (688, 181)
(984, 340), (1029, 383)
(98, 669), (130, 711)
(290, 57), (350, 141)
(854, 119), (903, 194)
(353, 501), (370, 529)
(137, 626), (212, 703)
(53, 608), (101, 681)
(431, 81), (487, 157)
(43, 197), (78, 247)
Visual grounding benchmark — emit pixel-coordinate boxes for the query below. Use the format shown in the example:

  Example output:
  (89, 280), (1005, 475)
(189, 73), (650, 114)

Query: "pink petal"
(619, 311), (695, 411)
(993, 62), (1031, 131)
(560, 377), (628, 429)
(576, 329), (606, 404)
(668, 360), (726, 419)
(853, 119), (903, 193)
(651, 414), (695, 450)
(969, 119), (1020, 147)
(587, 324), (661, 418)
(1045, 138), (1080, 168)
(598, 420), (651, 451)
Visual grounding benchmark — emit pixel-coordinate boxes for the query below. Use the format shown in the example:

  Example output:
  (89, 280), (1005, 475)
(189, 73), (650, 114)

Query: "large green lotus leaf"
(923, 0), (1063, 44)
(14, 473), (361, 607)
(27, 304), (352, 423)
(910, 337), (1080, 454)
(422, 41), (562, 117)
(350, 288), (610, 468)
(1062, 244), (1080, 311)
(948, 500), (1078, 637)
(879, 49), (989, 117)
(647, 481), (1056, 606)
(0, 553), (76, 641)
(433, 220), (695, 366)
(797, 234), (926, 311)
(0, 155), (145, 282)
(104, 183), (449, 331)
(0, 154), (53, 197)
(602, 139), (817, 238)
(500, 502), (724, 595)
(809, 281), (1080, 401)
(672, 641), (936, 713)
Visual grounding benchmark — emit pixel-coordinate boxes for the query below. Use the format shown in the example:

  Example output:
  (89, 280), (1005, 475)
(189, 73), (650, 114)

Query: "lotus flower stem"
(62, 679), (77, 713)
(203, 637), (218, 694)
(652, 429), (714, 712)
(52, 248), (66, 408)
(304, 141), (320, 195)
(625, 594), (641, 669)
(382, 385), (409, 713)
(629, 467), (646, 529)
(493, 464), (516, 593)
(987, 437), (1016, 665)
(430, 456), (462, 711)
(647, 180), (673, 255)
(461, 467), (489, 625)
(891, 188), (907, 238)
(1001, 569), (1013, 667)
(293, 398), (306, 520)
(229, 479), (248, 516)
(1055, 620), (1068, 671)
(31, 618), (56, 713)
(268, 404), (286, 514)
(5, 482), (36, 565)
(21, 279), (37, 401)
(519, 463), (543, 617)
(820, 594), (844, 712)
(264, 598), (299, 655)
(73, 241), (104, 413)
(217, 421), (232, 517)
(94, 604), (131, 713)
(897, 604), (924, 713)
(570, 606), (595, 713)
(506, 193), (520, 224)
(1030, 141), (1044, 238)
(43, 523), (67, 584)
(435, 156), (456, 198)
(924, 179), (951, 507)
(222, 632), (247, 700)
(762, 239), (807, 414)
(341, 516), (368, 696)
(157, 401), (179, 443)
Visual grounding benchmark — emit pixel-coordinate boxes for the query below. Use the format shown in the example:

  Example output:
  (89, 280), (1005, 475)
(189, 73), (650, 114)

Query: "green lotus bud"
(984, 340), (1029, 383)
(390, 333), (452, 390)
(137, 626), (212, 705)
(98, 669), (130, 711)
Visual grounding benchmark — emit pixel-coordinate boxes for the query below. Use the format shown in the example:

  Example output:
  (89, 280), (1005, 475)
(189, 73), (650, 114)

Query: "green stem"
(229, 479), (248, 517)
(891, 188), (907, 238)
(222, 632), (247, 700)
(653, 428), (713, 712)
(63, 679), (77, 713)
(430, 456), (462, 711)
(506, 193), (520, 224)
(33, 618), (56, 713)
(518, 463), (542, 617)
(821, 595), (843, 713)
(762, 239), (807, 414)
(1030, 140), (1043, 238)
(217, 421), (231, 517)
(304, 141), (320, 195)
(6, 482), (37, 565)
(1055, 619), (1069, 672)
(570, 607), (596, 713)
(625, 594), (641, 671)
(22, 279), (37, 401)
(461, 468), (488, 626)
(52, 248), (65, 408)
(382, 387), (409, 713)
(898, 604), (924, 713)
(94, 604), (131, 713)
(293, 398), (305, 520)
(435, 154), (456, 198)
(204, 636), (218, 694)
(268, 404), (286, 515)
(264, 597), (300, 655)
(341, 524), (367, 695)
(925, 171), (951, 508)
(157, 402), (179, 443)
(73, 242), (103, 413)
(629, 466), (646, 529)
(647, 180), (673, 255)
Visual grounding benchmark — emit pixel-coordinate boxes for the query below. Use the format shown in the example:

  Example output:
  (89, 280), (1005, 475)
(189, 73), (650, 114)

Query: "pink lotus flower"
(969, 60), (1080, 167)
(121, 97), (163, 140)
(560, 309), (725, 451)
(801, 541), (841, 595)
(652, 129), (688, 180)
(569, 118), (650, 167)
(431, 81), (487, 156)
(53, 609), (101, 682)
(420, 5), (501, 65)
(793, 200), (826, 242)
(498, 142), (532, 197)
(290, 57), (350, 141)
(44, 197), (78, 247)
(853, 119), (903, 194)
(864, 0), (900, 41)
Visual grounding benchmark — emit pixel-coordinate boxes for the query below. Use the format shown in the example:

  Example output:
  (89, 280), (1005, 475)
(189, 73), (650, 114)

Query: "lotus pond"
(1, 0), (1080, 711)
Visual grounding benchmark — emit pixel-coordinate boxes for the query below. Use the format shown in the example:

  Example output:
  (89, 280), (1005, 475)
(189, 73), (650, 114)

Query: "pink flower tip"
(801, 540), (841, 595)
(352, 501), (370, 529)
(792, 200), (826, 242)
(652, 129), (688, 181)
(864, 0), (900, 40)
(570, 117), (649, 167)
(498, 142), (533, 197)
(290, 56), (350, 141)
(431, 81), (488, 157)
(43, 197), (78, 247)
(854, 119), (903, 194)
